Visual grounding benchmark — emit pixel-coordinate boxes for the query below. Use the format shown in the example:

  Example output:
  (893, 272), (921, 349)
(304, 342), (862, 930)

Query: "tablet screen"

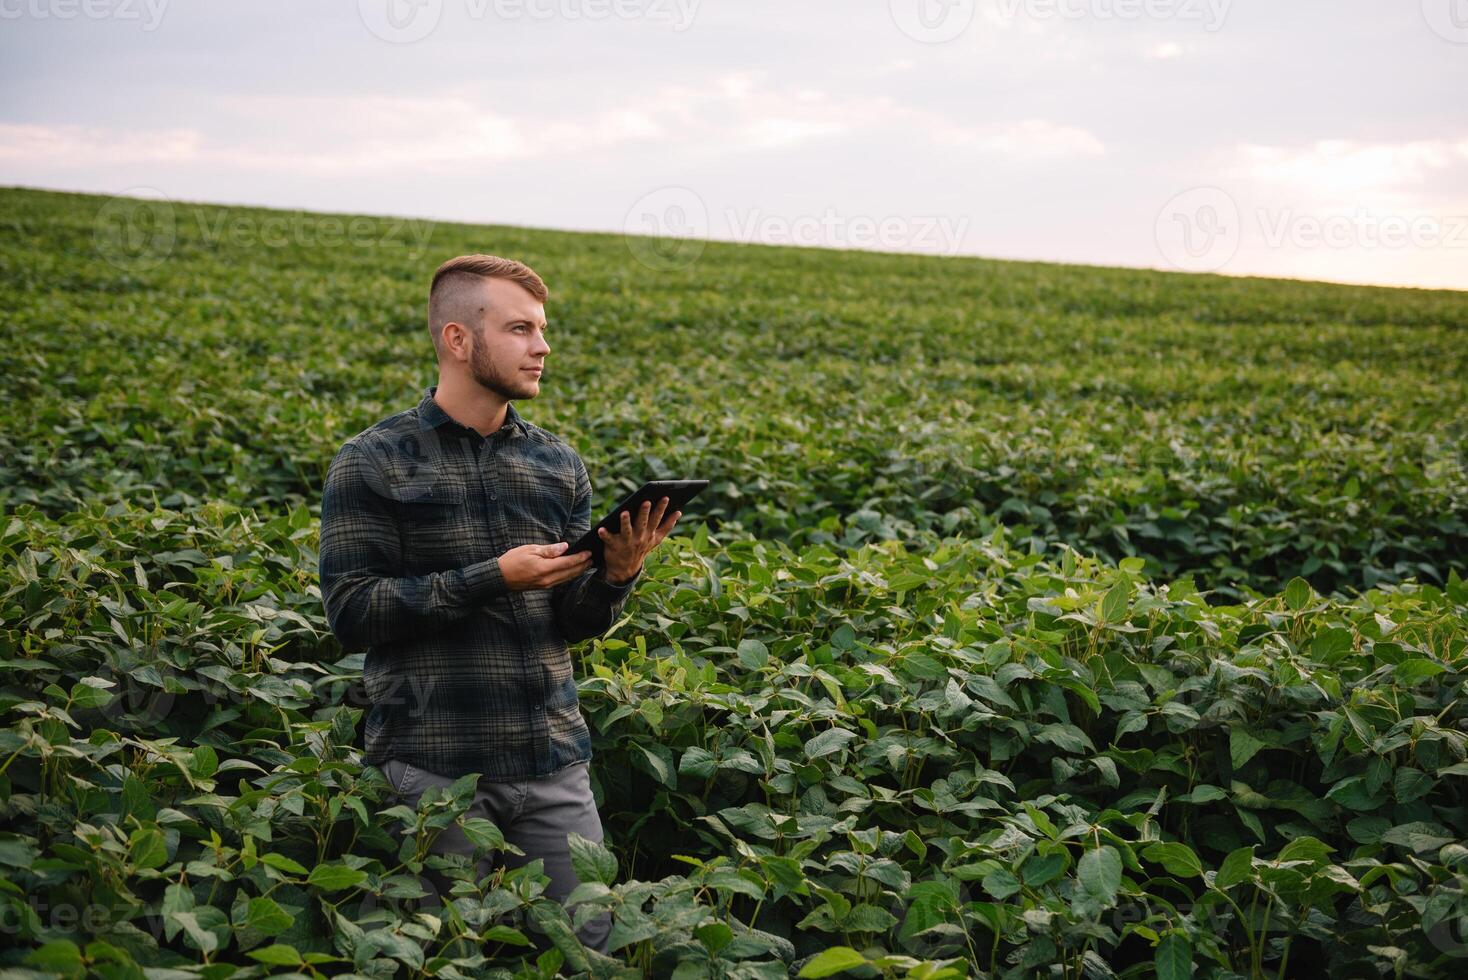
(565, 479), (709, 565)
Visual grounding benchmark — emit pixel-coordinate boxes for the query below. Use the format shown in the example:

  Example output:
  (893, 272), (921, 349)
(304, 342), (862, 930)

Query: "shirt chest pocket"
(387, 479), (473, 567)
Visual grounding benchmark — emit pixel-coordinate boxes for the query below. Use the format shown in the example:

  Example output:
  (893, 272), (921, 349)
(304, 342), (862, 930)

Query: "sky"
(2, 0), (1466, 291)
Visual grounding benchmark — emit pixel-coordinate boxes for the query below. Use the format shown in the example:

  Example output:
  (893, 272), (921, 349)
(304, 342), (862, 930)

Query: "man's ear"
(442, 321), (470, 361)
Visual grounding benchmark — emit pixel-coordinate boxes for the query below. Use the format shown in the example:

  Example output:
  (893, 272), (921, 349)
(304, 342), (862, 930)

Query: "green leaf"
(1175, 784), (1227, 804)
(1326, 776), (1386, 811)
(1099, 580), (1131, 623)
(70, 678), (114, 710)
(460, 816), (506, 852)
(248, 944), (304, 966)
(1394, 658), (1445, 684)
(260, 852), (309, 876)
(1276, 836), (1333, 865)
(172, 907), (227, 954)
(983, 867), (1022, 900)
(1229, 728), (1267, 769)
(307, 863), (368, 891)
(679, 746), (717, 779)
(25, 940), (84, 976)
(804, 727), (858, 759)
(737, 638), (770, 670)
(1155, 932), (1192, 980)
(799, 946), (868, 978)
(1283, 576), (1312, 611)
(1078, 845), (1122, 904)
(696, 922), (733, 955)
(844, 904), (897, 932)
(1380, 822), (1455, 853)
(567, 831), (617, 886)
(127, 827), (167, 870)
(1393, 768), (1433, 803)
(1214, 846), (1255, 889)
(632, 742), (676, 787)
(244, 896), (293, 936)
(1142, 841), (1202, 878)
(900, 880), (959, 940)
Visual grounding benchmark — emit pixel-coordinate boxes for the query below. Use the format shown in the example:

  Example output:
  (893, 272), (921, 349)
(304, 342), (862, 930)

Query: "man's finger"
(538, 559), (592, 588)
(541, 552), (592, 570)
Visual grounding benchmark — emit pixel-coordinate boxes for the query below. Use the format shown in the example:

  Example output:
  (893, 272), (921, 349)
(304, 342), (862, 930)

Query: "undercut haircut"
(427, 254), (548, 359)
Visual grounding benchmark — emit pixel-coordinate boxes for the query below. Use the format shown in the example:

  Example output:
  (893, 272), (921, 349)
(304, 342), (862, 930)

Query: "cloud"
(0, 124), (204, 164)
(0, 74), (1106, 175)
(1229, 137), (1468, 209)
(933, 118), (1106, 159)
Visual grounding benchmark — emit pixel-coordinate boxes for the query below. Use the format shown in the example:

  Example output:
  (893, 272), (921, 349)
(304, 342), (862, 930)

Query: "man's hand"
(599, 496), (681, 585)
(499, 542), (593, 591)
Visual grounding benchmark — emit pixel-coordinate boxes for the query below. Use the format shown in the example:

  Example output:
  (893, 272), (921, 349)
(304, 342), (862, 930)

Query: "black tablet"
(565, 479), (709, 566)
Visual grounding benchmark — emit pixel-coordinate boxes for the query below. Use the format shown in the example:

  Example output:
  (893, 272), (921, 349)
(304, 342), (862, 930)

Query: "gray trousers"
(378, 757), (612, 955)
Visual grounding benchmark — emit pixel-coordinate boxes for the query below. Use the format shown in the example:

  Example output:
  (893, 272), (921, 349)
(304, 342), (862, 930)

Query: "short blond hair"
(427, 254), (548, 357)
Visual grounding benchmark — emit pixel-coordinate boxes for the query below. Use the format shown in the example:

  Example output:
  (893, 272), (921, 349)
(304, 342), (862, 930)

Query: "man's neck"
(432, 377), (510, 438)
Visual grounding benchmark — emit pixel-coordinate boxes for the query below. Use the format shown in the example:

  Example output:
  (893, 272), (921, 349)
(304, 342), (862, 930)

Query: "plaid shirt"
(318, 385), (639, 782)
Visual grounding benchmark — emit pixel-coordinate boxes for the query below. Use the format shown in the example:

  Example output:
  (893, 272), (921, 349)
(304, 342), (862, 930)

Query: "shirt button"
(535, 704), (544, 712)
(490, 493), (498, 501)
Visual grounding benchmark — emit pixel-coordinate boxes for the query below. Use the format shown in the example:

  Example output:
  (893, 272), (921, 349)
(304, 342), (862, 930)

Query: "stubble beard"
(468, 326), (537, 402)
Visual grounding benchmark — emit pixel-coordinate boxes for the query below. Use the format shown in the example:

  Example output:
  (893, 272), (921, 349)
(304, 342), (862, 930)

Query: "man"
(317, 254), (680, 954)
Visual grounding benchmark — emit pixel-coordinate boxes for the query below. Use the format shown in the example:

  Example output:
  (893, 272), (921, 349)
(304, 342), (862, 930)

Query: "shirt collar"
(417, 385), (526, 439)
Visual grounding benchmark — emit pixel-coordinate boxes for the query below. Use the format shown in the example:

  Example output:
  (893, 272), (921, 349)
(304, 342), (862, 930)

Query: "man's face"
(455, 277), (550, 401)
